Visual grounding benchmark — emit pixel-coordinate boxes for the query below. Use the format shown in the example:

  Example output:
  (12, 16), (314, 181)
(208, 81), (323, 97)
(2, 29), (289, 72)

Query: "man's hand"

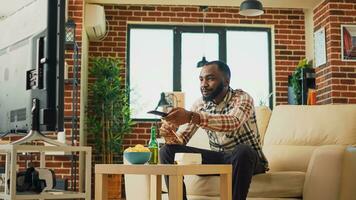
(160, 121), (183, 144)
(163, 107), (191, 126)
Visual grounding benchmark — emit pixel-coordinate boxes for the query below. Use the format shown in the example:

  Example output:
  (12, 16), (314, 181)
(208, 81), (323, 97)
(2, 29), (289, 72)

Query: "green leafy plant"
(86, 57), (134, 164)
(290, 58), (312, 104)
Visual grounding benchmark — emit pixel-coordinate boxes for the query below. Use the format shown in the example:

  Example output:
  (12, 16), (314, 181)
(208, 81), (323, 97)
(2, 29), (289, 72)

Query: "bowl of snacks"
(124, 144), (152, 164)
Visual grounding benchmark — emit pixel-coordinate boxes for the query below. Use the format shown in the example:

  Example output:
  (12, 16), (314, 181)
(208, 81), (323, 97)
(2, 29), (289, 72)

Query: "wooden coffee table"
(95, 164), (232, 200)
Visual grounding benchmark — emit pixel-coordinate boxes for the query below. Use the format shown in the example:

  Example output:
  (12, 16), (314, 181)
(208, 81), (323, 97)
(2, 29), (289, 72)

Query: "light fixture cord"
(202, 8), (207, 57)
(202, 10), (206, 34)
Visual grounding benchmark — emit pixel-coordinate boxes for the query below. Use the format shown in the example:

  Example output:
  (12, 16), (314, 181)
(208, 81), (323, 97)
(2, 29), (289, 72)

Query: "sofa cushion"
(163, 195), (302, 200)
(163, 195), (301, 200)
(264, 105), (356, 146)
(163, 194), (219, 200)
(248, 171), (305, 198)
(247, 198), (301, 200)
(263, 145), (316, 172)
(185, 126), (210, 150)
(183, 171), (305, 198)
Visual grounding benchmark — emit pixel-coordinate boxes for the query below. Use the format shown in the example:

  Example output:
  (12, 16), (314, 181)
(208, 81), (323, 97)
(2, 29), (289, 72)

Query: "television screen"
(0, 0), (64, 134)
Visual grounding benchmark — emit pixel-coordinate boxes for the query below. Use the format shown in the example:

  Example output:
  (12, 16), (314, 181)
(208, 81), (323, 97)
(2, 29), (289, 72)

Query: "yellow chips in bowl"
(124, 144), (150, 152)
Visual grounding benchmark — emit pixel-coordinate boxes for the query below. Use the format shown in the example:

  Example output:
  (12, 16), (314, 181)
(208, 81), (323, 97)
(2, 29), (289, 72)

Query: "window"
(227, 30), (271, 107)
(181, 33), (219, 110)
(129, 28), (173, 119)
(128, 25), (272, 120)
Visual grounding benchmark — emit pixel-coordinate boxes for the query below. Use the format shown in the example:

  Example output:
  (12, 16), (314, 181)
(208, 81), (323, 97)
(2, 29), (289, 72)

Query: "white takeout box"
(174, 153), (202, 165)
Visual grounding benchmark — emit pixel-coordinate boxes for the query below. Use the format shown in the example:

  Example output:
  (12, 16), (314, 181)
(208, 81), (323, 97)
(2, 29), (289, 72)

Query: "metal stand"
(11, 99), (66, 146)
(11, 130), (66, 146)
(70, 42), (79, 191)
(64, 27), (79, 190)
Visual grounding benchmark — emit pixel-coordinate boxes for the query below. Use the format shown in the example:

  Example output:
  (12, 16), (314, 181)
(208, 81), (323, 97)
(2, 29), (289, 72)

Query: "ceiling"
(0, 0), (324, 20)
(87, 0), (324, 9)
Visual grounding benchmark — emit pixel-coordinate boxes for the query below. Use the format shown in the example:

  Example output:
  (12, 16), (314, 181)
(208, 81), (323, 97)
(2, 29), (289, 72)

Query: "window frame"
(127, 24), (273, 121)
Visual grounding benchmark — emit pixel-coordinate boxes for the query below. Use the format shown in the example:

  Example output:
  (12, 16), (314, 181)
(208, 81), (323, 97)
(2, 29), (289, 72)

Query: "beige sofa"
(125, 105), (356, 200)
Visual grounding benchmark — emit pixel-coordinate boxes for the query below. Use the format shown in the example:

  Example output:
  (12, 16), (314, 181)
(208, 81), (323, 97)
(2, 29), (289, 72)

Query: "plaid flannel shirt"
(177, 88), (269, 170)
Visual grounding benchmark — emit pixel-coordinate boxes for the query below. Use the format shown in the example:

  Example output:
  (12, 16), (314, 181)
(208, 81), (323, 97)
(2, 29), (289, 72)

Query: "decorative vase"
(108, 174), (122, 199)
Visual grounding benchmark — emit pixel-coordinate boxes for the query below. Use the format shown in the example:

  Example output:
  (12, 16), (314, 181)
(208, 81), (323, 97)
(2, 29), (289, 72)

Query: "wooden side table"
(95, 164), (232, 200)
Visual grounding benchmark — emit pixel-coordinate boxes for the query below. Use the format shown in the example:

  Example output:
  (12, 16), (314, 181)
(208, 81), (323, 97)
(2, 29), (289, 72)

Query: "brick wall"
(76, 1), (355, 198)
(3, 0), (354, 196)
(88, 5), (307, 147)
(314, 0), (356, 104)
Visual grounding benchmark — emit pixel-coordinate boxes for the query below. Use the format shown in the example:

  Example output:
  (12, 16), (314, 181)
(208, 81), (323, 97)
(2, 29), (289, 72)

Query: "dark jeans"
(159, 144), (266, 200)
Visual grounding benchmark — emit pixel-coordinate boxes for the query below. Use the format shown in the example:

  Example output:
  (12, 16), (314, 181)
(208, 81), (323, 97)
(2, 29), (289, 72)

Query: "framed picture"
(314, 27), (327, 67)
(341, 24), (356, 61)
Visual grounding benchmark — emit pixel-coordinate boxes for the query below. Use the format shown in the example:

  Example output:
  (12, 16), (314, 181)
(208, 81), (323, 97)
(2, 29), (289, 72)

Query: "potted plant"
(290, 58), (312, 104)
(86, 57), (133, 198)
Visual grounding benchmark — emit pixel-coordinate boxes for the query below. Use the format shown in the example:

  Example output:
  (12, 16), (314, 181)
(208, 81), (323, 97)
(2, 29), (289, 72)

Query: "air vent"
(10, 108), (27, 122)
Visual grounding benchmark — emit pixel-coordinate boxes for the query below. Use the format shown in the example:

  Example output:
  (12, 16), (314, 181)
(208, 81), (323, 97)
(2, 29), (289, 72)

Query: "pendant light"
(197, 56), (208, 68)
(196, 6), (209, 68)
(239, 0), (264, 17)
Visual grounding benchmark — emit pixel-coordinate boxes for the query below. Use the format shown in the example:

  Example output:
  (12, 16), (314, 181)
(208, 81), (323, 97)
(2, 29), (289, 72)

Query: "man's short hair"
(205, 60), (231, 80)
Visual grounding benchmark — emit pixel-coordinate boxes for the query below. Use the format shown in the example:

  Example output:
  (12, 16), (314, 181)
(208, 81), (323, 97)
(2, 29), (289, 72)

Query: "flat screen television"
(0, 0), (65, 134)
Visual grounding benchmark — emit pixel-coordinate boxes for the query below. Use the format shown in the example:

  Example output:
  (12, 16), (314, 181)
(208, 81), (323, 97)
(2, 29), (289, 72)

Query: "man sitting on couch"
(160, 60), (269, 200)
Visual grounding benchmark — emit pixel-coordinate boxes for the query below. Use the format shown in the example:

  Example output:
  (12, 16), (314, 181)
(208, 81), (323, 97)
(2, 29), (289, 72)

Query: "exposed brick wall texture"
(88, 5), (307, 147)
(314, 0), (356, 104)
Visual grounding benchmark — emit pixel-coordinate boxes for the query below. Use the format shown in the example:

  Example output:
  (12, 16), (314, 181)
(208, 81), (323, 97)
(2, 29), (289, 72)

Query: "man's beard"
(201, 82), (225, 102)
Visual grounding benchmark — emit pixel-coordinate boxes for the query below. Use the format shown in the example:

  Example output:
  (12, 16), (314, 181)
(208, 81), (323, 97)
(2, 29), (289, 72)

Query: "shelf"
(0, 145), (90, 152)
(0, 143), (91, 200)
(0, 190), (86, 199)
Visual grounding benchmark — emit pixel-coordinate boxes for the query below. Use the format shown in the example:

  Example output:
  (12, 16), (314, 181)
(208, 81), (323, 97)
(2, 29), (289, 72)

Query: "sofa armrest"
(303, 145), (345, 200)
(339, 146), (356, 200)
(255, 106), (272, 143)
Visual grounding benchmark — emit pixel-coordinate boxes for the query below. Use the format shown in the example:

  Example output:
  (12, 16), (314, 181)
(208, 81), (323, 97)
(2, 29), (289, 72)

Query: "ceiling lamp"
(239, 0), (264, 17)
(197, 56), (208, 68)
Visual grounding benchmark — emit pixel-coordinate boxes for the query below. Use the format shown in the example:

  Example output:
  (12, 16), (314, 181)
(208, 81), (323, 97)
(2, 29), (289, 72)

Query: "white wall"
(0, 0), (47, 132)
(0, 0), (47, 49)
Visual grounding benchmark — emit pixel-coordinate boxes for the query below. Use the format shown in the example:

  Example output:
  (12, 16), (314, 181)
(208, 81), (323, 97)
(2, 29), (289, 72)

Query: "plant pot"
(108, 174), (122, 199)
(288, 75), (298, 105)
